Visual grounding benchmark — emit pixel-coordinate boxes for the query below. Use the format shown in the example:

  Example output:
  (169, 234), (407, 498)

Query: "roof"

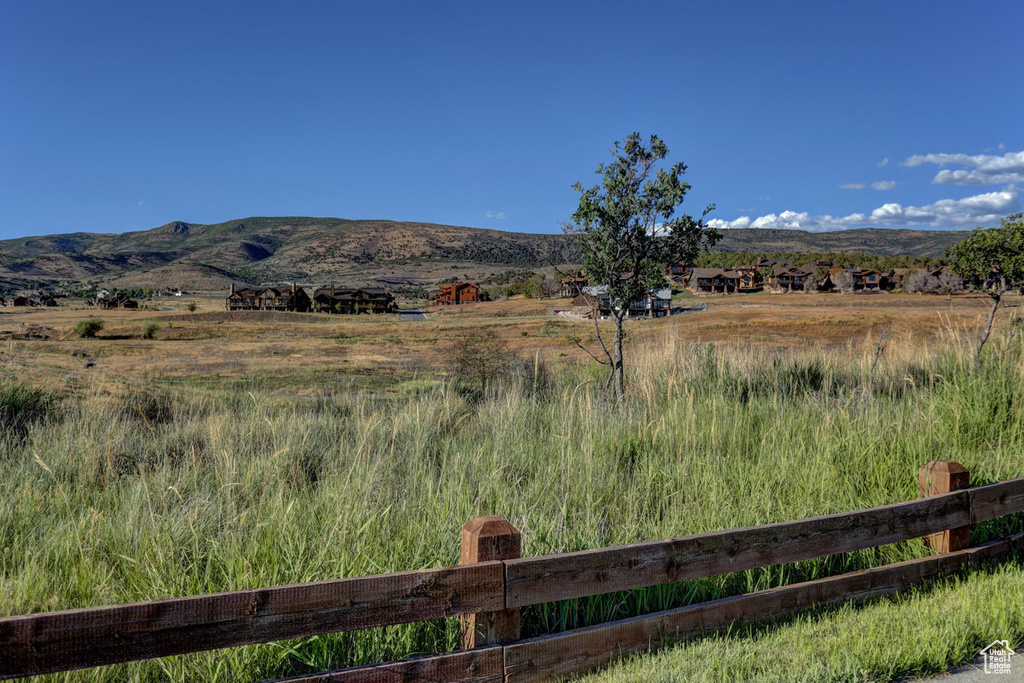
(771, 266), (814, 276)
(314, 287), (393, 300)
(689, 268), (736, 279)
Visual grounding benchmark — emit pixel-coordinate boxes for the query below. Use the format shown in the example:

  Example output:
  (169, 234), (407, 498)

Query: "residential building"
(312, 287), (396, 314)
(688, 268), (740, 294)
(768, 266), (816, 292)
(572, 285), (672, 318)
(559, 272), (589, 297)
(666, 263), (694, 286)
(436, 282), (481, 305)
(226, 283), (311, 312)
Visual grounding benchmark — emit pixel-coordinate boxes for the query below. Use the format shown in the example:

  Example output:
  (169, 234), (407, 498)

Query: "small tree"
(947, 213), (1024, 358)
(141, 320), (160, 339)
(937, 271), (964, 295)
(835, 271), (855, 294)
(905, 271), (939, 294)
(75, 318), (104, 338)
(448, 329), (516, 396)
(566, 133), (719, 400)
(186, 302), (197, 312)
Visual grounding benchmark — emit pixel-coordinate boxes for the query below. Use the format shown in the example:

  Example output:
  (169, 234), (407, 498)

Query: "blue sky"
(2, 1), (1022, 240)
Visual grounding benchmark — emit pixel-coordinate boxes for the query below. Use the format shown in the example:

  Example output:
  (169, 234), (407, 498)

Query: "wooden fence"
(2, 459), (1023, 682)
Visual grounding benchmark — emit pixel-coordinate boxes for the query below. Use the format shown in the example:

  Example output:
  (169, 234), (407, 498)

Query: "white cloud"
(138, 200), (144, 206)
(903, 150), (1024, 186)
(871, 181), (897, 191)
(707, 189), (1019, 232)
(877, 158), (889, 167)
(710, 216), (752, 229)
(838, 183), (865, 190)
(485, 211), (506, 219)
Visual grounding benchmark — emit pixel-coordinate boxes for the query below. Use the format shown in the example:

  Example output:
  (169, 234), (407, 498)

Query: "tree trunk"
(976, 294), (1000, 360)
(612, 313), (625, 402)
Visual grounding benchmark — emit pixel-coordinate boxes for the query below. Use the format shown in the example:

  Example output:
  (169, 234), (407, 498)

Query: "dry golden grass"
(0, 291), (1016, 396)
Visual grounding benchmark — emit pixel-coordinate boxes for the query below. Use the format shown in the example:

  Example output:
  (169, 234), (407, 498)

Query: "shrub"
(141, 321), (160, 339)
(906, 271), (940, 293)
(74, 318), (104, 338)
(0, 382), (55, 436)
(937, 271), (964, 294)
(186, 302), (198, 312)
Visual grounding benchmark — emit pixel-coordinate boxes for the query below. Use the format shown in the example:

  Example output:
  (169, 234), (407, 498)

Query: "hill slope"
(0, 217), (970, 290)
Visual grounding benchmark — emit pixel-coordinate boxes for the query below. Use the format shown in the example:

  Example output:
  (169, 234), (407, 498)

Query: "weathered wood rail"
(1, 460), (1022, 682)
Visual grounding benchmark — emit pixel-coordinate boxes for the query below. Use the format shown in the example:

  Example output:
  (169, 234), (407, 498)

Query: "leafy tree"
(947, 213), (1024, 358)
(566, 133), (719, 400)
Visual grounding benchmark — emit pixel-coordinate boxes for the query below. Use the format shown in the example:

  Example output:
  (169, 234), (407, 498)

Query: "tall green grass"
(1, 330), (1022, 681)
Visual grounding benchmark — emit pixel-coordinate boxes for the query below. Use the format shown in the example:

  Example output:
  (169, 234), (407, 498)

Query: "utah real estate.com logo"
(980, 640), (1016, 675)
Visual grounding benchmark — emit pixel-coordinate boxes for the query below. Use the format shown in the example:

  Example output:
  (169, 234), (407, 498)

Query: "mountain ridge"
(0, 217), (971, 291)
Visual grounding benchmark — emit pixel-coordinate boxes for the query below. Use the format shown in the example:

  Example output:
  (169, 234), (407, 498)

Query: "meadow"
(0, 292), (1022, 681)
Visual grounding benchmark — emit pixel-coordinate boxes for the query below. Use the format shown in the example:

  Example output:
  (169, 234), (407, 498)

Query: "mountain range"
(0, 217), (971, 291)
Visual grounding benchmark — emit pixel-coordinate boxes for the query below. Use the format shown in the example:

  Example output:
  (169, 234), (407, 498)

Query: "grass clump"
(74, 317), (103, 338)
(0, 382), (56, 438)
(141, 320), (160, 339)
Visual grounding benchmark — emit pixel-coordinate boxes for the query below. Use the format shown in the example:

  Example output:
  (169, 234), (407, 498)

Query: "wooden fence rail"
(1, 460), (1023, 682)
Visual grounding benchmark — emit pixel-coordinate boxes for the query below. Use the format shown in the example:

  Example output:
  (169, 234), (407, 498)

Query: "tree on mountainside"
(565, 133), (720, 401)
(947, 213), (1024, 359)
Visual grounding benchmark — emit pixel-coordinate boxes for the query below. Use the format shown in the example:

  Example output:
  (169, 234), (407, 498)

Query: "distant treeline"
(696, 251), (948, 272)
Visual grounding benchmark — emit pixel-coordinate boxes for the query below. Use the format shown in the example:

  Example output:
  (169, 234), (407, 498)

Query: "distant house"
(96, 293), (139, 309)
(573, 285), (672, 318)
(768, 266), (816, 292)
(312, 287), (396, 314)
(666, 263), (694, 286)
(226, 283), (311, 312)
(436, 282), (482, 305)
(819, 268), (886, 292)
(38, 295), (57, 307)
(755, 257), (793, 270)
(885, 268), (917, 290)
(8, 296), (28, 307)
(688, 268), (739, 294)
(559, 272), (589, 298)
(732, 266), (762, 292)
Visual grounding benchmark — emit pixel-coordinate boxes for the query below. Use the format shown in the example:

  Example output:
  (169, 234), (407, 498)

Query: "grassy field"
(1, 293), (1022, 681)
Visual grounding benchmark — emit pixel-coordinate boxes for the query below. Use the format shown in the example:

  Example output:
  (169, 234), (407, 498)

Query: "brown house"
(96, 293), (139, 309)
(886, 268), (914, 290)
(768, 266), (815, 292)
(226, 283), (311, 312)
(819, 268), (886, 292)
(436, 282), (482, 305)
(7, 296), (28, 307)
(732, 266), (762, 291)
(312, 287), (396, 314)
(688, 268), (740, 293)
(559, 272), (588, 297)
(666, 263), (694, 286)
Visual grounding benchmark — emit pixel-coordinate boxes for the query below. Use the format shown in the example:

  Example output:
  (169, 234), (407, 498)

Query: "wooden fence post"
(460, 515), (521, 648)
(918, 460), (970, 553)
